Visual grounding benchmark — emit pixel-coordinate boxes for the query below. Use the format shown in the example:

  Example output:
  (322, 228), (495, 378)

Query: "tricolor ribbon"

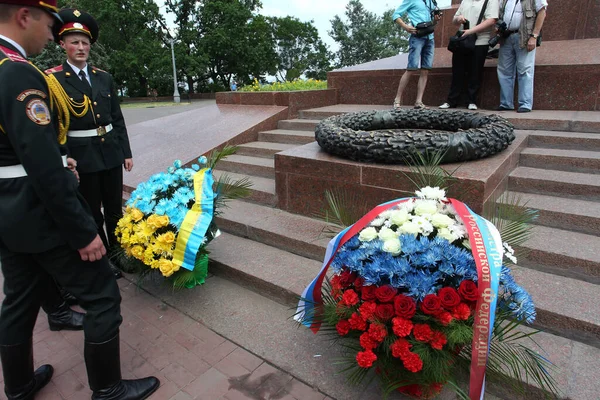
(172, 168), (214, 271)
(295, 198), (410, 333)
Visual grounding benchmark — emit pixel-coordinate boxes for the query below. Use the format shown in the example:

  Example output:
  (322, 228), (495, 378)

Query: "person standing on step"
(392, 0), (443, 109)
(0, 1), (159, 399)
(45, 8), (134, 279)
(496, 0), (547, 113)
(439, 0), (499, 111)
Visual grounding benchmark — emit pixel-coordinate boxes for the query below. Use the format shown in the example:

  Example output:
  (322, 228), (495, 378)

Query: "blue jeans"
(407, 35), (435, 70)
(497, 33), (537, 110)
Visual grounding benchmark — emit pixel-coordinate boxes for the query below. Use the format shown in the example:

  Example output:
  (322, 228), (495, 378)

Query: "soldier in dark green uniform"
(46, 9), (134, 279)
(0, 1), (158, 398)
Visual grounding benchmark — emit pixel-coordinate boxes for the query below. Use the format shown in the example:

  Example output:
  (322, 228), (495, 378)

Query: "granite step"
(518, 224), (600, 284)
(298, 105), (600, 133)
(138, 259), (600, 400)
(508, 166), (600, 200)
(277, 119), (320, 132)
(258, 129), (315, 145)
(236, 141), (296, 159)
(509, 265), (600, 349)
(499, 191), (600, 236)
(215, 154), (275, 179)
(208, 232), (323, 307)
(526, 130), (600, 151)
(519, 148), (600, 174)
(212, 170), (277, 207)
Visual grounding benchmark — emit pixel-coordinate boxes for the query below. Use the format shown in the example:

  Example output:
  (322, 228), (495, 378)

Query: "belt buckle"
(96, 126), (106, 136)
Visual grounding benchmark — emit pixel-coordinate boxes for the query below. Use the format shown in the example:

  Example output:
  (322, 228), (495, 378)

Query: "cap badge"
(73, 10), (81, 17)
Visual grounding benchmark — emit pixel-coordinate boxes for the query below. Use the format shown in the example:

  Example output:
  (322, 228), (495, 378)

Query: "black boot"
(59, 286), (78, 306)
(47, 301), (84, 331)
(85, 334), (160, 400)
(0, 339), (54, 399)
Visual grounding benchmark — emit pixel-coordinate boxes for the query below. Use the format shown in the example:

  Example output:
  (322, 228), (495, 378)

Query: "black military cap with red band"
(54, 8), (99, 44)
(0, 0), (61, 21)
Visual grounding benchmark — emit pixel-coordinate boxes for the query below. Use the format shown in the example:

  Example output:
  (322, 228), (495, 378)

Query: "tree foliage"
(329, 0), (409, 68)
(269, 16), (331, 82)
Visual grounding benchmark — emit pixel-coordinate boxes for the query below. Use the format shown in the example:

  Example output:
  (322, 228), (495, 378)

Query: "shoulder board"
(0, 45), (28, 64)
(91, 66), (107, 73)
(45, 65), (64, 74)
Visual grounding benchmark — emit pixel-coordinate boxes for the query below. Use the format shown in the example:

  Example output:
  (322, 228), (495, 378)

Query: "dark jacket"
(45, 62), (132, 174)
(0, 39), (97, 253)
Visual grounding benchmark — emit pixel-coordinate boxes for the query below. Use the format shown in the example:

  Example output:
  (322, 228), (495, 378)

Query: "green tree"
(329, 0), (409, 68)
(270, 16), (331, 81)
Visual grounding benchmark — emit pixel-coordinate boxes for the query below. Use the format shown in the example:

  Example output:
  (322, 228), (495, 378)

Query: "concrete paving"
(121, 100), (217, 126)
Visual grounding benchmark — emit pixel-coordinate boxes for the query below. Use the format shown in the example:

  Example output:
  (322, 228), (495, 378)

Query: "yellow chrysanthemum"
(157, 231), (176, 244)
(131, 245), (144, 261)
(147, 214), (170, 229)
(158, 258), (178, 277)
(130, 208), (144, 222)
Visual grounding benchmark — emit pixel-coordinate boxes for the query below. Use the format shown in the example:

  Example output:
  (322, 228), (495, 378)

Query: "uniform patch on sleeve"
(25, 99), (51, 125)
(17, 89), (47, 101)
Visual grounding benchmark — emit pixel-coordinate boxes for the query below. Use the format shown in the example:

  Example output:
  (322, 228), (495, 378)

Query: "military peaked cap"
(55, 8), (99, 44)
(0, 0), (61, 21)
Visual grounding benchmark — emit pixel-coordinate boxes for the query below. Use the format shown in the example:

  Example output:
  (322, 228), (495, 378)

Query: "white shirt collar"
(0, 34), (27, 57)
(67, 60), (89, 78)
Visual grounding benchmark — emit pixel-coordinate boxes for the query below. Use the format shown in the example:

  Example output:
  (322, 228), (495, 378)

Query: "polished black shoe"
(6, 365), (54, 400)
(47, 302), (84, 331)
(517, 107), (531, 113)
(92, 377), (160, 400)
(109, 260), (123, 279)
(1, 340), (54, 400)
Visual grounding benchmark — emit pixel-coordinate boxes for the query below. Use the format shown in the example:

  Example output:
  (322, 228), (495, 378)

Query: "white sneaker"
(468, 103), (478, 110)
(439, 103), (451, 109)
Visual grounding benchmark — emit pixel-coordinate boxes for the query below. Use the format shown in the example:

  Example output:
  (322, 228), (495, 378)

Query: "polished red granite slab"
(328, 39), (600, 111)
(124, 104), (287, 191)
(216, 89), (338, 119)
(275, 132), (528, 217)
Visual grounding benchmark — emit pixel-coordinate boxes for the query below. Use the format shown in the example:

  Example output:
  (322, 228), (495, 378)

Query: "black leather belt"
(506, 30), (519, 35)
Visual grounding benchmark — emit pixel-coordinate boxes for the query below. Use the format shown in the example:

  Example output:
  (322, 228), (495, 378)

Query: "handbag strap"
(421, 0), (438, 13)
(476, 0), (490, 25)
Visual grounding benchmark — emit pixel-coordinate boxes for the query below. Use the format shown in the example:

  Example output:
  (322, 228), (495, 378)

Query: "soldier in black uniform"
(46, 8), (134, 279)
(0, 1), (158, 399)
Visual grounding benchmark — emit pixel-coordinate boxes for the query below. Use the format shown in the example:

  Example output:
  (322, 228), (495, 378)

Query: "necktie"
(78, 70), (91, 90)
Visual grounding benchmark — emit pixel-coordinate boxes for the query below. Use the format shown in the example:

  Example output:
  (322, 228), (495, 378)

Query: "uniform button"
(94, 102), (98, 106)
(101, 138), (105, 142)
(96, 114), (101, 118)
(70, 98), (73, 101)
(108, 94), (111, 97)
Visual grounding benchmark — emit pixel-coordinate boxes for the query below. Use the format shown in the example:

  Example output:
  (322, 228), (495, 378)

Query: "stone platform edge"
(216, 89), (339, 119)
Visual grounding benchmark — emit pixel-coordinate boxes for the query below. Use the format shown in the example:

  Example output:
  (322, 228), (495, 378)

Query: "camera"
(431, 9), (443, 19)
(488, 20), (508, 47)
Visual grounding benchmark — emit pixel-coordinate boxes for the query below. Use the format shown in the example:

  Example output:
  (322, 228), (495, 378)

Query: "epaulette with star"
(91, 66), (107, 74)
(45, 65), (64, 74)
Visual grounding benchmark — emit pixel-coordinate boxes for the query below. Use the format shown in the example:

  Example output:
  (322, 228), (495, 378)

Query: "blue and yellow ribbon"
(172, 168), (214, 271)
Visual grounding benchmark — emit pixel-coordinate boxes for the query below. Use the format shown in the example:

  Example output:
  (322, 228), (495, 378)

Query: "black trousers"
(0, 244), (122, 345)
(78, 165), (123, 252)
(446, 44), (490, 106)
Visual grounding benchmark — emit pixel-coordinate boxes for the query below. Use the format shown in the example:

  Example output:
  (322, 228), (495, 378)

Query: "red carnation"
(420, 294), (442, 315)
(375, 285), (397, 303)
(392, 317), (413, 337)
(356, 350), (377, 368)
(353, 277), (364, 290)
(394, 294), (416, 319)
(368, 323), (388, 343)
(413, 324), (434, 342)
(360, 332), (378, 350)
(348, 312), (367, 331)
(430, 331), (447, 350)
(390, 338), (412, 359)
(438, 287), (461, 309)
(435, 311), (454, 326)
(458, 280), (478, 302)
(339, 270), (357, 287)
(336, 320), (351, 336)
(331, 275), (342, 290)
(359, 301), (377, 321)
(375, 304), (395, 322)
(402, 352), (423, 373)
(361, 285), (377, 301)
(452, 303), (472, 320)
(342, 289), (359, 306)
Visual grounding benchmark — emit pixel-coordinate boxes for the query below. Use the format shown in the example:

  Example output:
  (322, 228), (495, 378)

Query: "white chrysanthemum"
(399, 200), (415, 213)
(370, 217), (386, 227)
(430, 213), (455, 228)
(449, 224), (467, 239)
(399, 222), (420, 235)
(505, 252), (518, 264)
(390, 209), (410, 226)
(378, 226), (397, 241)
(359, 227), (378, 242)
(411, 215), (434, 235)
(382, 239), (402, 255)
(503, 242), (515, 254)
(415, 186), (447, 201)
(379, 210), (393, 219)
(437, 228), (458, 243)
(414, 199), (438, 216)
